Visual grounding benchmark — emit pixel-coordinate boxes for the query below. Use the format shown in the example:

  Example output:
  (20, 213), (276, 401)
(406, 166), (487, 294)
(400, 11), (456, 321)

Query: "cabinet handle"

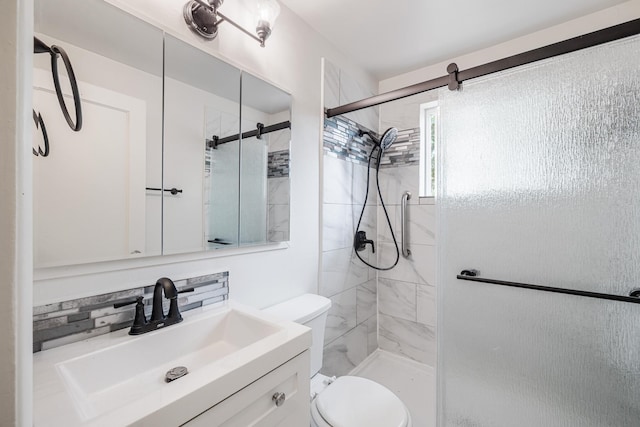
(272, 392), (286, 407)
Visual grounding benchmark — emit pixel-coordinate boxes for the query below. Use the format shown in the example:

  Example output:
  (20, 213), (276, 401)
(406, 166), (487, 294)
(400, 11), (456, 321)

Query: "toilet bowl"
(264, 294), (412, 427)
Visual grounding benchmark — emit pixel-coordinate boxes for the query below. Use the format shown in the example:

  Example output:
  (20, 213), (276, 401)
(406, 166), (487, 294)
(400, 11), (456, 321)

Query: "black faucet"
(151, 277), (180, 322)
(114, 277), (194, 335)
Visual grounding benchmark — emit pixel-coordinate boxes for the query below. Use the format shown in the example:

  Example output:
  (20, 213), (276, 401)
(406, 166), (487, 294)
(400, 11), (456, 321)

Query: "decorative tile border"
(33, 272), (229, 352)
(268, 149), (290, 178)
(323, 117), (377, 166)
(324, 117), (420, 169)
(380, 127), (420, 168)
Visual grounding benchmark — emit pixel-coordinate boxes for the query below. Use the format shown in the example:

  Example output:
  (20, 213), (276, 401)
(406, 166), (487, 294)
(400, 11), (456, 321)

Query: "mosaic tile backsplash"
(323, 116), (420, 169)
(33, 271), (229, 352)
(268, 149), (290, 178)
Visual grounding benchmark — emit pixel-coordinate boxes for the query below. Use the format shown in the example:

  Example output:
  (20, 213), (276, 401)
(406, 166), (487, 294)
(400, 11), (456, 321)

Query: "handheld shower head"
(359, 127), (398, 152)
(379, 127), (398, 151)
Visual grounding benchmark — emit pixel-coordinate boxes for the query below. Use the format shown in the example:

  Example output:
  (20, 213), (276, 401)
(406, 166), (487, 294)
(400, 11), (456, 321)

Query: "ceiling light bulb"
(255, 0), (281, 46)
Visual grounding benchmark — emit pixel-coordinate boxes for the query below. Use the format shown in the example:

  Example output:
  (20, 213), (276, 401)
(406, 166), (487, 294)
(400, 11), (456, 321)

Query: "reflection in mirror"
(163, 35), (242, 254)
(240, 73), (291, 246)
(33, 0), (163, 268)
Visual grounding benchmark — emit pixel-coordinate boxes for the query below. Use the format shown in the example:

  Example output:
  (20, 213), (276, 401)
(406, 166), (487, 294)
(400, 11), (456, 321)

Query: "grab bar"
(401, 191), (411, 258)
(457, 269), (640, 304)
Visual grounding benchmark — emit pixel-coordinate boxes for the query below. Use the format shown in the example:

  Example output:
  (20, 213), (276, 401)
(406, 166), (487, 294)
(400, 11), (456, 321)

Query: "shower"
(353, 127), (400, 271)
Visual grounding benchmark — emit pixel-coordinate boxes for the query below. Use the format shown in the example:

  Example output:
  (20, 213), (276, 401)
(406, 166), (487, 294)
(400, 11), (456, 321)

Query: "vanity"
(33, 301), (311, 426)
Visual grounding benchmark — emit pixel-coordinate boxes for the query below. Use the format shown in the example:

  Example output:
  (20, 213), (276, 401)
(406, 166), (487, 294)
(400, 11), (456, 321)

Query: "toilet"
(264, 294), (412, 427)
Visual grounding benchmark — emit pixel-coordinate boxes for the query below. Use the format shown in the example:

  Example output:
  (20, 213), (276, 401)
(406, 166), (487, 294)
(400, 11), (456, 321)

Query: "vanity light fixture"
(183, 0), (281, 47)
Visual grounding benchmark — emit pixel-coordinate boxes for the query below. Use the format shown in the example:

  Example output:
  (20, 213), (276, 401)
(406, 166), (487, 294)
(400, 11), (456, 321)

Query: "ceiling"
(279, 0), (627, 80)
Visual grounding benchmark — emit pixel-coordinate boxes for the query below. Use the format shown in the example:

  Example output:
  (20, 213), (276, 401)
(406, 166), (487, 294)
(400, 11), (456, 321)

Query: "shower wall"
(376, 93), (438, 366)
(320, 59), (379, 376)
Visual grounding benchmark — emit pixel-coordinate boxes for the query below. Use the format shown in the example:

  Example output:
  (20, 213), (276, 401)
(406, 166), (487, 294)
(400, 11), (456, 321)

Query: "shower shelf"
(457, 270), (640, 304)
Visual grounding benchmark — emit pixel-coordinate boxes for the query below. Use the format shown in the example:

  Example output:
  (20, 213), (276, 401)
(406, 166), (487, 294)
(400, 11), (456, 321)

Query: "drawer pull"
(272, 392), (286, 407)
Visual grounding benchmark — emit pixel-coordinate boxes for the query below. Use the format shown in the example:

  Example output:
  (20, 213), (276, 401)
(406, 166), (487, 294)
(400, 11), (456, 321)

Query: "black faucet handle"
(113, 296), (144, 309)
(179, 287), (195, 294)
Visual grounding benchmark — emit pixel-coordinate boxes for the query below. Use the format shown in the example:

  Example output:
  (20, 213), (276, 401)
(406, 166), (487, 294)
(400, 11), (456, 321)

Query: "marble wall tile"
(378, 165), (420, 206)
(399, 203), (436, 246)
(355, 204), (377, 242)
(352, 162), (377, 206)
(378, 278), (417, 322)
(379, 313), (436, 366)
(324, 59), (340, 109)
(321, 322), (368, 377)
(356, 279), (377, 323)
(323, 155), (354, 205)
(321, 248), (370, 297)
(324, 288), (357, 345)
(322, 203), (354, 251)
(340, 74), (379, 134)
(378, 242), (436, 286)
(268, 204), (290, 241)
(417, 284), (437, 327)
(268, 177), (290, 205)
(377, 203), (397, 244)
(365, 315), (378, 355)
(268, 129), (290, 153)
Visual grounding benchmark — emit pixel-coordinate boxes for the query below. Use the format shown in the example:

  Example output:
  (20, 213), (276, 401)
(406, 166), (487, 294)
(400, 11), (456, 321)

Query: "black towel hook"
(32, 109), (50, 157)
(34, 36), (83, 132)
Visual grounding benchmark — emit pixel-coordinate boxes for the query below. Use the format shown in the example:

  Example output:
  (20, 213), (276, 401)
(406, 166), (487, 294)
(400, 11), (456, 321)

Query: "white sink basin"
(34, 301), (311, 426)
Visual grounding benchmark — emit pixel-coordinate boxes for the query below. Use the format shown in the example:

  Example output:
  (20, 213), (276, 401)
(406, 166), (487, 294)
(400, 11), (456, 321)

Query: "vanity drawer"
(182, 350), (310, 427)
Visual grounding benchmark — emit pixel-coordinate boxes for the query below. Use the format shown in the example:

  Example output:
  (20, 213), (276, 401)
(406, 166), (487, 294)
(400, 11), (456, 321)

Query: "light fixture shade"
(255, 0), (281, 45)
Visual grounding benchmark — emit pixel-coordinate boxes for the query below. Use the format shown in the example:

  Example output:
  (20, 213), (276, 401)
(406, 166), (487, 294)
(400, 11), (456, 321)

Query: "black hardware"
(207, 120), (291, 148)
(208, 238), (233, 245)
(447, 63), (460, 91)
(34, 37), (83, 132)
(457, 270), (640, 304)
(326, 18), (640, 118)
(32, 110), (50, 157)
(113, 296), (147, 334)
(146, 187), (183, 195)
(354, 230), (375, 253)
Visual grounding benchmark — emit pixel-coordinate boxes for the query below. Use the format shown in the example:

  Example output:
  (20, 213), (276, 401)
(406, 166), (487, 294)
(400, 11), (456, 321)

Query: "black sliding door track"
(326, 18), (640, 118)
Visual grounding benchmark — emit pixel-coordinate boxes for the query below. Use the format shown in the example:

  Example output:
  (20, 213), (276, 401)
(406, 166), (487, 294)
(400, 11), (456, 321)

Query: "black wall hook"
(32, 109), (50, 157)
(33, 37), (83, 132)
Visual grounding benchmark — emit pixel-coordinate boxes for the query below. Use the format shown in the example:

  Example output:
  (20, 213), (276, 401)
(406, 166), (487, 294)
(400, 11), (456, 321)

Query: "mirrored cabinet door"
(33, 0), (163, 268)
(163, 35), (242, 255)
(239, 73), (291, 246)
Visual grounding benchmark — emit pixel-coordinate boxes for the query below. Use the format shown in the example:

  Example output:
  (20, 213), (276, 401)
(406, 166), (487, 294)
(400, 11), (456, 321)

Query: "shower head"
(379, 127), (398, 151)
(359, 127), (398, 152)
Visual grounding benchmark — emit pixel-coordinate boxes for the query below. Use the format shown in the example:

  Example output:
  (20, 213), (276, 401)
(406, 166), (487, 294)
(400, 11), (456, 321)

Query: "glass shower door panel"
(438, 35), (640, 426)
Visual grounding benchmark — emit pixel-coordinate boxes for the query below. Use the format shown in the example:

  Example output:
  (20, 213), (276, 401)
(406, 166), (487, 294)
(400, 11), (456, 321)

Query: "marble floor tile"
(352, 350), (435, 427)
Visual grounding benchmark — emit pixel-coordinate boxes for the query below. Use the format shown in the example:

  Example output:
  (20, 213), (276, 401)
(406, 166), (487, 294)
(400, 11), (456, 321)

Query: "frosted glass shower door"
(438, 35), (640, 426)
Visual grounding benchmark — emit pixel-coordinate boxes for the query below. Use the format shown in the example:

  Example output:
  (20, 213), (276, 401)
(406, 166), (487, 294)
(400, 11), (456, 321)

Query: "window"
(419, 101), (438, 198)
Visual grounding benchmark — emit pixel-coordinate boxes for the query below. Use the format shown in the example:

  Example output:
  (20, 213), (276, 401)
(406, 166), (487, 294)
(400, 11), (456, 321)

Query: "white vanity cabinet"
(182, 350), (310, 427)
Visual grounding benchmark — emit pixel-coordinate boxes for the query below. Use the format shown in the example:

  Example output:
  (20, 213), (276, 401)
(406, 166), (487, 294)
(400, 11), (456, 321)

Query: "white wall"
(1, 0), (33, 425)
(32, 0), (378, 309)
(380, 1), (640, 93)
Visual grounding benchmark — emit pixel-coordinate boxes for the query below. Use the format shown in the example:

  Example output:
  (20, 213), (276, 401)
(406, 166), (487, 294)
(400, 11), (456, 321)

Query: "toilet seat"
(310, 376), (411, 427)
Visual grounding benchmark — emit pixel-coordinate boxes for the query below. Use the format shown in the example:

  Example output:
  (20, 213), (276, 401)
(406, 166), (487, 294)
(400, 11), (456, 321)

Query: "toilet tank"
(263, 294), (331, 376)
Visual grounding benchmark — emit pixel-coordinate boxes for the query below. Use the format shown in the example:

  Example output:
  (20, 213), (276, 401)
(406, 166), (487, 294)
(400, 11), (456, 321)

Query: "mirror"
(32, 1), (292, 269)
(163, 35), (242, 255)
(33, 0), (163, 268)
(240, 73), (291, 245)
